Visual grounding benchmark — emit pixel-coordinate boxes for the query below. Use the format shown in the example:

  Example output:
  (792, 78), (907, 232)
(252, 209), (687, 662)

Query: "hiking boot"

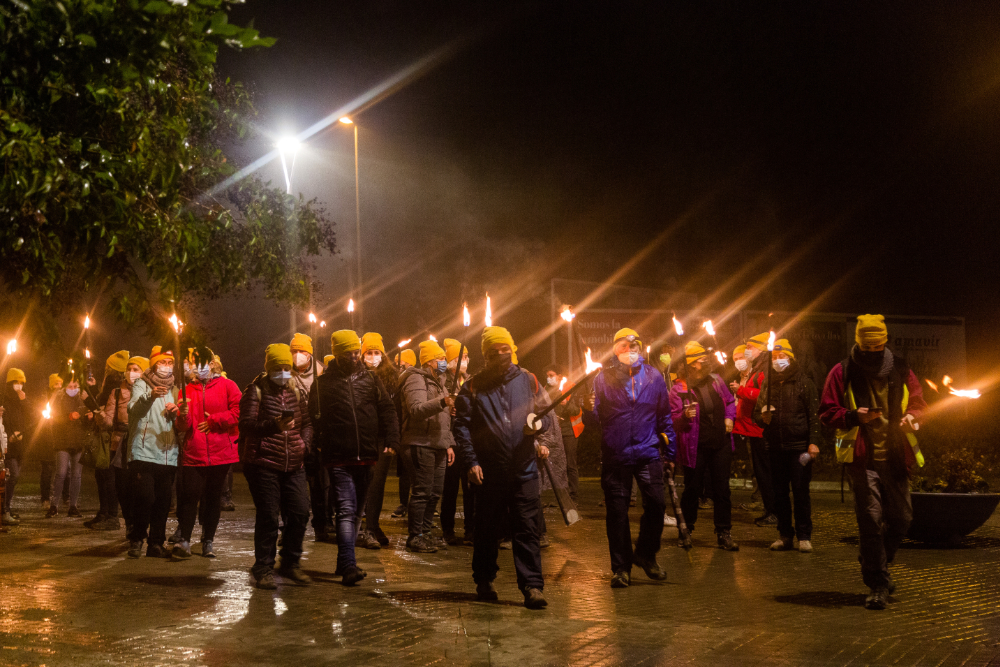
(431, 535), (449, 550)
(146, 543), (169, 558)
(444, 532), (465, 547)
(356, 531), (382, 550)
(523, 587), (547, 610)
(798, 539), (813, 553)
(476, 582), (499, 601)
(201, 540), (216, 558)
(220, 501), (236, 512)
(276, 564), (312, 585)
(168, 527), (182, 544)
(371, 529), (390, 546)
(865, 586), (889, 610)
(390, 505), (407, 518)
(678, 533), (693, 549)
(45, 506), (58, 518)
(498, 539), (512, 550)
(97, 517), (121, 531)
(754, 514), (778, 527)
(698, 498), (713, 510)
(406, 535), (437, 553)
(172, 540), (192, 560)
(2, 512), (20, 526)
(539, 534), (551, 548)
(84, 513), (107, 528)
(632, 556), (667, 581)
(253, 570), (278, 590)
(67, 506), (82, 518)
(610, 570), (631, 588)
(770, 537), (794, 551)
(717, 531), (739, 552)
(127, 540), (143, 559)
(340, 566), (366, 586)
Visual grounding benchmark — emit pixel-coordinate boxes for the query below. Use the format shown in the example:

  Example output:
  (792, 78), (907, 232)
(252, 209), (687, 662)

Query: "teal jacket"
(127, 377), (180, 466)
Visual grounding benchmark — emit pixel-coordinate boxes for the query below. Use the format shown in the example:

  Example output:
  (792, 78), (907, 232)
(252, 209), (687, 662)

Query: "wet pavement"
(2, 471), (1000, 666)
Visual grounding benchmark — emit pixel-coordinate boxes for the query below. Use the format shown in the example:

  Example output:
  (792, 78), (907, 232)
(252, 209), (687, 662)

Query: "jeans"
(681, 444), (732, 533)
(740, 434), (775, 515)
(304, 449), (331, 535)
(329, 464), (373, 572)
(244, 464), (310, 577)
(95, 466), (119, 517)
(473, 476), (543, 591)
(177, 464), (231, 542)
(602, 460), (666, 573)
(127, 461), (176, 545)
(441, 460), (476, 537)
(363, 448), (394, 536)
(54, 450), (84, 508)
(405, 446), (447, 538)
(3, 457), (20, 513)
(769, 448), (813, 540)
(564, 434), (580, 503)
(848, 461), (912, 589)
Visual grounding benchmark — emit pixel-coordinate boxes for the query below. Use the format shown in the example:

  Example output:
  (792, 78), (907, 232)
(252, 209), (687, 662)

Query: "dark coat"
(238, 375), (312, 472)
(2, 385), (30, 460)
(753, 363), (821, 452)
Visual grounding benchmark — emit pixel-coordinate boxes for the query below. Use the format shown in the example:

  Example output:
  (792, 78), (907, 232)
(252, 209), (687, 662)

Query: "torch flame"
(398, 339), (411, 348)
(85, 349), (90, 359)
(560, 306), (575, 323)
(84, 315), (91, 329)
(320, 320), (326, 328)
(925, 379), (939, 392)
(767, 330), (776, 351)
(429, 334), (437, 342)
(942, 375), (952, 387)
(169, 313), (181, 332)
(308, 312), (317, 323)
(702, 320), (716, 337)
(5, 339), (15, 355)
(584, 348), (603, 374)
(42, 402), (51, 420)
(485, 294), (493, 327)
(941, 375), (980, 398)
(672, 314), (684, 336)
(347, 299), (355, 313)
(559, 376), (568, 392)
(463, 303), (471, 327)
(715, 350), (727, 365)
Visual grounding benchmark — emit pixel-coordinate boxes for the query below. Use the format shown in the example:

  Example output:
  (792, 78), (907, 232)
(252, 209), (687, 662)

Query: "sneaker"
(523, 587), (547, 610)
(698, 498), (713, 510)
(444, 532), (464, 546)
(754, 514), (778, 527)
(610, 570), (631, 588)
(539, 534), (550, 548)
(356, 531), (382, 550)
(253, 570), (277, 590)
(96, 517), (121, 531)
(664, 514), (678, 527)
(677, 534), (693, 549)
(146, 543), (169, 558)
(168, 527), (182, 544)
(498, 539), (512, 550)
(67, 506), (82, 518)
(45, 506), (58, 518)
(717, 531), (739, 552)
(220, 501), (236, 512)
(127, 540), (143, 558)
(770, 537), (794, 551)
(1, 512), (20, 526)
(371, 529), (390, 546)
(431, 535), (449, 550)
(172, 540), (192, 560)
(406, 535), (437, 553)
(390, 505), (407, 518)
(84, 514), (107, 528)
(201, 540), (216, 558)
(476, 582), (499, 601)
(340, 566), (366, 586)
(865, 586), (889, 610)
(798, 539), (813, 553)
(276, 564), (312, 585)
(632, 556), (667, 581)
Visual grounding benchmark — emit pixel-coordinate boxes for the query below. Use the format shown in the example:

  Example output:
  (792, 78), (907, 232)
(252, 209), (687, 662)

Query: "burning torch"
(347, 298), (355, 330)
(451, 304), (471, 396)
(765, 330), (776, 410)
(84, 315), (94, 383)
(169, 313), (186, 402)
(525, 349), (603, 433)
(484, 293), (493, 327)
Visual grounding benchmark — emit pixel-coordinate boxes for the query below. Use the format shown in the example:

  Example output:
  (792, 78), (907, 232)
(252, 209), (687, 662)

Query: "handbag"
(81, 410), (111, 470)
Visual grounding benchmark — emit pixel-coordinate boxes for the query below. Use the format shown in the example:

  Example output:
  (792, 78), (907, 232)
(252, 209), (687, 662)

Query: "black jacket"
(753, 363), (821, 452)
(2, 385), (30, 460)
(309, 363), (400, 466)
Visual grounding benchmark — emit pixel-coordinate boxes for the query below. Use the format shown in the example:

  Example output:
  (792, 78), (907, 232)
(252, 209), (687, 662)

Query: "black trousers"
(177, 463), (232, 542)
(114, 465), (132, 529)
(441, 457), (476, 537)
(95, 466), (119, 518)
(564, 433), (580, 503)
(244, 463), (310, 577)
(220, 467), (234, 507)
(473, 476), (543, 591)
(363, 447), (394, 535)
(405, 446), (447, 538)
(127, 461), (177, 545)
(602, 460), (666, 573)
(396, 454), (410, 507)
(739, 434), (776, 515)
(770, 448), (813, 540)
(681, 444), (732, 533)
(304, 449), (331, 535)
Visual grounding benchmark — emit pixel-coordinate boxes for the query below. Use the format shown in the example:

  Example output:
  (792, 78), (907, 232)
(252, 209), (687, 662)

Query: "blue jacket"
(452, 365), (559, 483)
(590, 357), (676, 466)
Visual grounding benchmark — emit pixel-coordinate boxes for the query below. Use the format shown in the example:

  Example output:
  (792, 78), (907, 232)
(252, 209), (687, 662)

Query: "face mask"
(858, 349), (883, 365)
(66, 388), (80, 397)
(488, 353), (513, 371)
(735, 359), (749, 373)
(659, 354), (671, 368)
(12, 384), (22, 392)
(270, 370), (292, 386)
(745, 349), (755, 361)
(128, 371), (141, 383)
(155, 365), (172, 378)
(293, 352), (310, 369)
(546, 375), (559, 386)
(460, 359), (468, 372)
(336, 355), (358, 373)
(197, 365), (212, 381)
(436, 359), (448, 374)
(618, 351), (639, 365)
(772, 358), (790, 373)
(365, 353), (382, 369)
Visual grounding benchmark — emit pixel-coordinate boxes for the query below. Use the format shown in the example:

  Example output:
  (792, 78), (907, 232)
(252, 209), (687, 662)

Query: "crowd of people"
(0, 313), (925, 611)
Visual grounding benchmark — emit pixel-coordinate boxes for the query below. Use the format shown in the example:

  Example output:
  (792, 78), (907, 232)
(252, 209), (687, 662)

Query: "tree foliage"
(0, 0), (335, 335)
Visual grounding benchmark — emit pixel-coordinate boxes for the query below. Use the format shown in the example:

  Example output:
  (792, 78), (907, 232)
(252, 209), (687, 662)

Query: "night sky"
(202, 1), (1000, 384)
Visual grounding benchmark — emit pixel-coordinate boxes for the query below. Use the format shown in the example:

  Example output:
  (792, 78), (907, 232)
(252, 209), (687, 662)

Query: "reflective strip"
(570, 408), (585, 438)
(834, 378), (923, 467)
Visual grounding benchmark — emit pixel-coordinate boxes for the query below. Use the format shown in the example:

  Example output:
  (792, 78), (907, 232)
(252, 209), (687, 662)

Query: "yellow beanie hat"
(264, 343), (294, 372)
(856, 314), (888, 348)
(106, 350), (130, 373)
(7, 368), (26, 384)
(613, 328), (642, 348)
(773, 338), (795, 359)
(361, 332), (386, 356)
(419, 340), (447, 367)
(149, 346), (173, 367)
(482, 326), (518, 365)
(128, 356), (150, 372)
(49, 373), (64, 389)
(330, 330), (361, 357)
(733, 344), (747, 359)
(747, 332), (770, 350)
(397, 349), (416, 367)
(684, 341), (708, 364)
(443, 338), (464, 362)
(290, 332), (314, 355)
(323, 354), (334, 366)
(212, 354), (223, 372)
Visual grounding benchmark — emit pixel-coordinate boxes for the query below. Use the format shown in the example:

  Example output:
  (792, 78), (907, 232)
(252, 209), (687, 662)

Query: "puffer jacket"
(100, 384), (131, 452)
(589, 357), (677, 466)
(2, 386), (30, 460)
(309, 362), (400, 466)
(53, 390), (90, 452)
(399, 367), (455, 450)
(669, 374), (737, 469)
(127, 377), (180, 466)
(175, 376), (241, 467)
(753, 362), (821, 452)
(238, 374), (311, 472)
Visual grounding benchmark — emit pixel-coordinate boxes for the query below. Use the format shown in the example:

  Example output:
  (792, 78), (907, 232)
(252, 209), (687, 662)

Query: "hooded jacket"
(733, 353), (767, 438)
(753, 362), (821, 452)
(452, 364), (560, 483)
(589, 357), (677, 466)
(127, 376), (180, 466)
(399, 366), (456, 450)
(669, 373), (737, 468)
(309, 361), (400, 466)
(239, 374), (311, 472)
(175, 376), (242, 467)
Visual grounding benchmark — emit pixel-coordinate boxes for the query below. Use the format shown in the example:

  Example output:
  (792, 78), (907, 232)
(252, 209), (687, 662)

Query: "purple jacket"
(669, 374), (736, 469)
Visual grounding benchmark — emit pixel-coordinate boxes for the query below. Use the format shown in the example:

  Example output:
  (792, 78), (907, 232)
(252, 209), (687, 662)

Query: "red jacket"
(175, 376), (242, 467)
(733, 370), (765, 438)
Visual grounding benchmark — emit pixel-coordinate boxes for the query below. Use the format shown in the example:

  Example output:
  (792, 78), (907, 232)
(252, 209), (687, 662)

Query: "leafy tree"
(0, 0), (335, 341)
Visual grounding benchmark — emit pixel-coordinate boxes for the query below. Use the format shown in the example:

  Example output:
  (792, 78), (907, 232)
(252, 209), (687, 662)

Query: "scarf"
(142, 366), (175, 391)
(851, 345), (894, 380)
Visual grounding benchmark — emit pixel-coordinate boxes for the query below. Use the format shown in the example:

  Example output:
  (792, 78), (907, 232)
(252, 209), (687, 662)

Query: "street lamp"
(339, 116), (362, 330)
(277, 135), (300, 333)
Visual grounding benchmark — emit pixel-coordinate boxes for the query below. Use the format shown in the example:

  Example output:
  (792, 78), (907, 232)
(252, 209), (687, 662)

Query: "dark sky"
(210, 1), (1000, 383)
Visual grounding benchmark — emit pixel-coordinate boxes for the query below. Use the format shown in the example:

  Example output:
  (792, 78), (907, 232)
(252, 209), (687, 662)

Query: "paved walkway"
(2, 473), (999, 666)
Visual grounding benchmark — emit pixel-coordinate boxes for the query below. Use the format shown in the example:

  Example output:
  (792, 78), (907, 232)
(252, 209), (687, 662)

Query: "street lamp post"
(278, 136), (301, 335)
(339, 117), (362, 331)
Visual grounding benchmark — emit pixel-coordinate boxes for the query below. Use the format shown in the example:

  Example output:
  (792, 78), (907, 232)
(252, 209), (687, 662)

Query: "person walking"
(739, 333), (777, 526)
(99, 356), (147, 534)
(440, 338), (475, 546)
(49, 376), (92, 518)
(820, 315), (926, 610)
(84, 351), (130, 529)
(2, 368), (30, 525)
(753, 339), (821, 554)
(38, 374), (63, 510)
(390, 348), (416, 519)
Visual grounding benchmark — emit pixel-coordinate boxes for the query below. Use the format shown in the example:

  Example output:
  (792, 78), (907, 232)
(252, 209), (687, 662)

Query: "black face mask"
(857, 350), (884, 366)
(487, 353), (513, 372)
(336, 355), (359, 374)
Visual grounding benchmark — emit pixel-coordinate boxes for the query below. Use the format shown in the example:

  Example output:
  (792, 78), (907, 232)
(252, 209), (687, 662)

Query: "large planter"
(907, 492), (1000, 543)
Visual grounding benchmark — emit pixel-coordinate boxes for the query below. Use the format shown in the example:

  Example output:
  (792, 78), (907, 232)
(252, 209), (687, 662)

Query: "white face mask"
(460, 359), (468, 372)
(155, 364), (172, 378)
(735, 359), (749, 373)
(128, 371), (141, 383)
(270, 370), (292, 386)
(772, 358), (791, 373)
(546, 375), (559, 386)
(618, 351), (639, 365)
(293, 352), (310, 369)
(66, 387), (80, 397)
(197, 364), (212, 381)
(744, 349), (755, 361)
(12, 383), (23, 392)
(364, 352), (382, 369)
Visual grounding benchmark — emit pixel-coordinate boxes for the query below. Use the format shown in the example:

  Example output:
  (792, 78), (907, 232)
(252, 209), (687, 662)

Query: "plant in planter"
(908, 448), (999, 544)
(911, 449), (990, 494)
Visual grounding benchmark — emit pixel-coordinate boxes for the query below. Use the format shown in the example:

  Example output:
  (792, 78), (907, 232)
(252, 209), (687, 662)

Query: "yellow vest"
(834, 381), (923, 467)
